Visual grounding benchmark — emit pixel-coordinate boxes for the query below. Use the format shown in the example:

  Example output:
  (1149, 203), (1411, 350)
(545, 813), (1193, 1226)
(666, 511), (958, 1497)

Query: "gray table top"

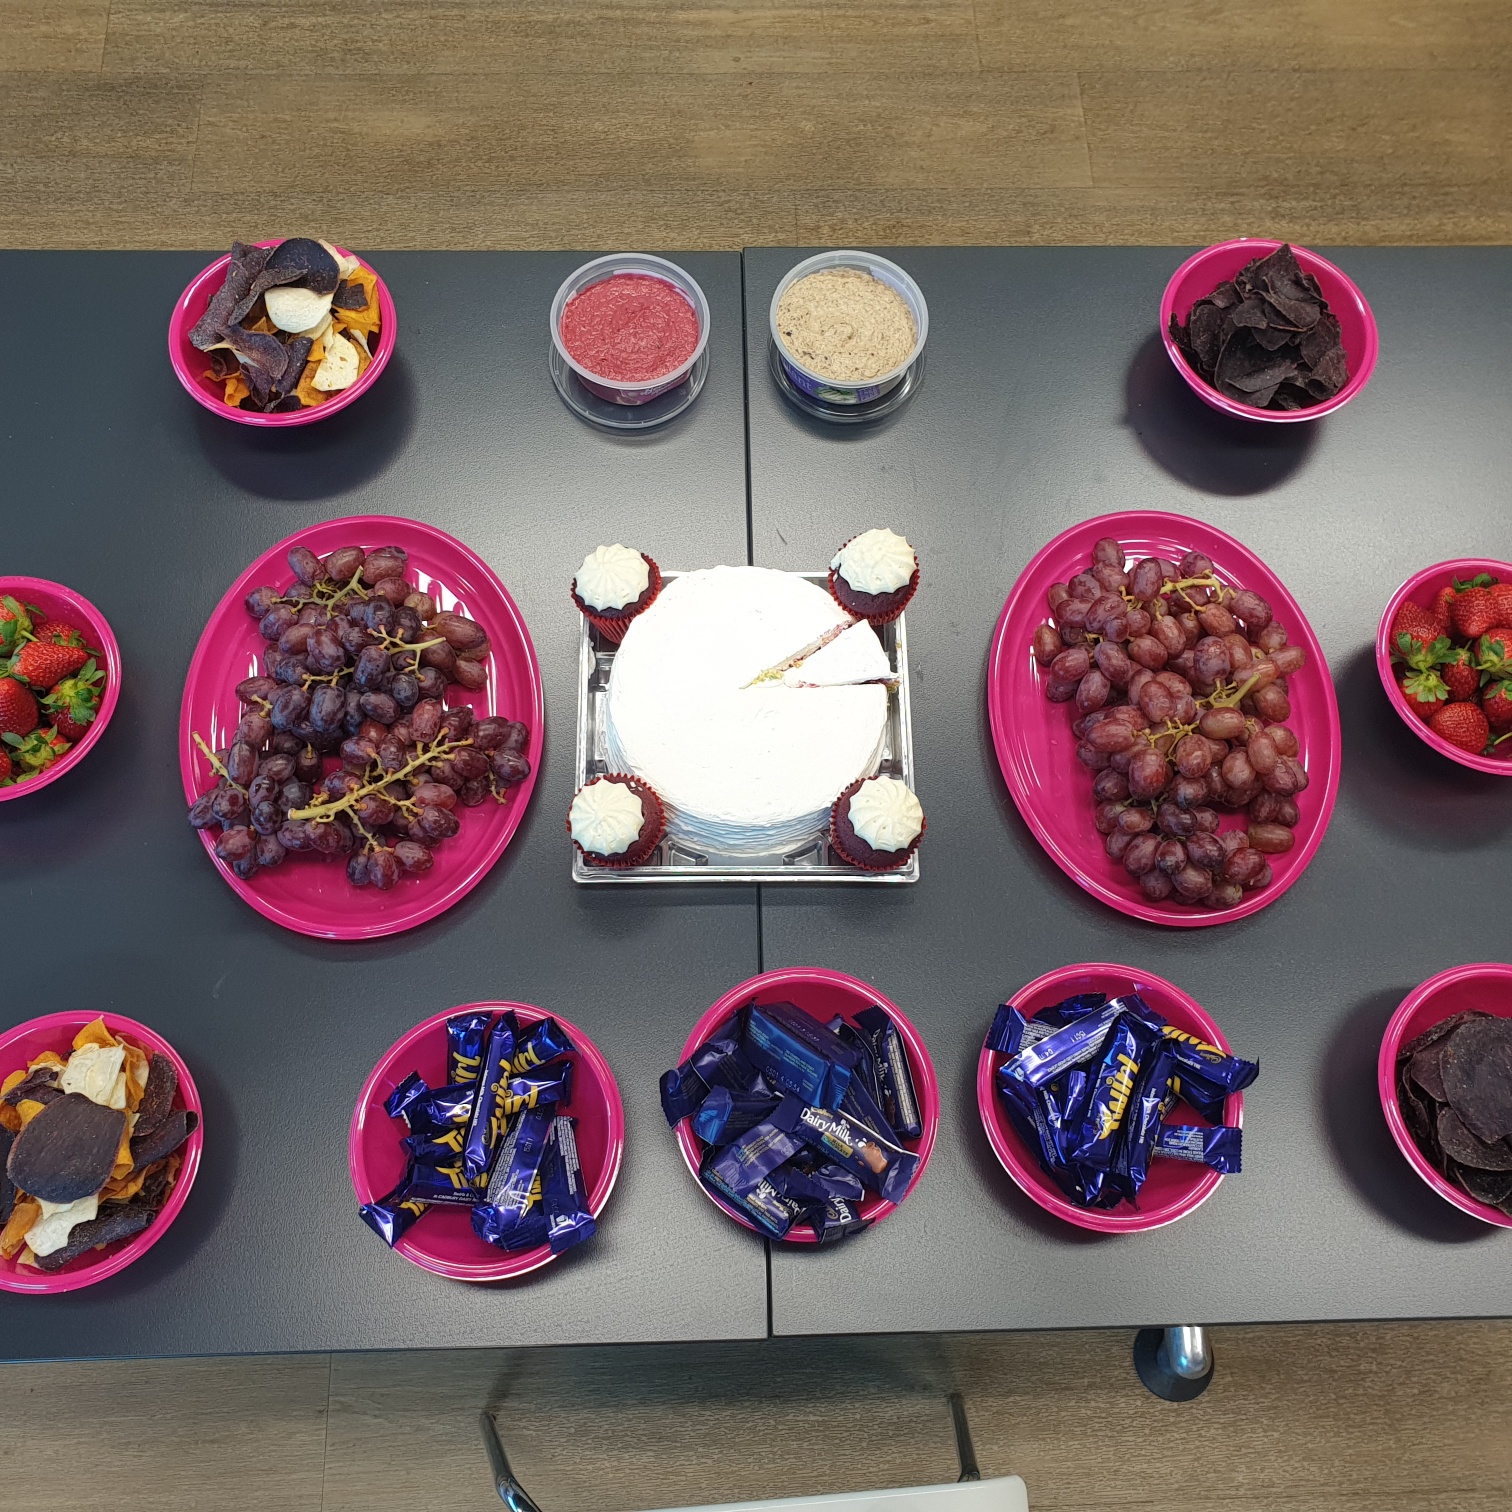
(746, 246), (1512, 1335)
(0, 250), (769, 1360)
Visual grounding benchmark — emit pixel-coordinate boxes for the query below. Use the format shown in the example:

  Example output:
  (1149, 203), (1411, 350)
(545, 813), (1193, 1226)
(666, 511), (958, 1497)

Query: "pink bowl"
(0, 1011), (203, 1294)
(988, 510), (1341, 927)
(673, 967), (939, 1243)
(167, 241), (396, 427)
(977, 963), (1243, 1233)
(349, 1002), (624, 1281)
(1375, 558), (1512, 775)
(1159, 239), (1379, 423)
(0, 578), (121, 802)
(178, 515), (543, 940)
(1377, 963), (1512, 1229)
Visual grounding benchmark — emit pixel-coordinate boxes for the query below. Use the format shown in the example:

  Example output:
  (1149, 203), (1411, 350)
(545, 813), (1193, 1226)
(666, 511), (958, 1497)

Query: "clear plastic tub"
(769, 250), (929, 405)
(550, 254), (710, 405)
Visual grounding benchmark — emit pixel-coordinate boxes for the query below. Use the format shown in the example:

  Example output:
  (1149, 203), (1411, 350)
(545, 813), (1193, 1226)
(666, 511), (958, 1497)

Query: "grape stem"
(288, 734), (473, 824)
(194, 731), (235, 785)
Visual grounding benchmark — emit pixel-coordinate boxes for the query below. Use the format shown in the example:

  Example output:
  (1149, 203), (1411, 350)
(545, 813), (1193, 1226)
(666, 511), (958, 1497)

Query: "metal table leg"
(480, 1410), (545, 1511)
(1133, 1325), (1214, 1401)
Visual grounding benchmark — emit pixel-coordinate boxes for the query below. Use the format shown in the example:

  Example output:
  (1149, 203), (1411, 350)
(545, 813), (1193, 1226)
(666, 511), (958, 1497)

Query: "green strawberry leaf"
(1403, 666), (1449, 702)
(1453, 573), (1496, 591)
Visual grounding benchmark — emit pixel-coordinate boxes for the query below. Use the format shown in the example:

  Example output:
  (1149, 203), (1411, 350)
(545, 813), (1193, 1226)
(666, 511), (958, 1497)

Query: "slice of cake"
(782, 620), (894, 688)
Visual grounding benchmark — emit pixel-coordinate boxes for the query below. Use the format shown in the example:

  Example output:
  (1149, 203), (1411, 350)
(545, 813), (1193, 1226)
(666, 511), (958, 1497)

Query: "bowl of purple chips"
(1380, 963), (1512, 1228)
(1161, 239), (1378, 423)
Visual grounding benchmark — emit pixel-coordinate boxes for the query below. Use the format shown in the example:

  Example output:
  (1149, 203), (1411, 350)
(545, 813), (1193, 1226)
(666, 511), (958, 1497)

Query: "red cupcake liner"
(827, 551), (919, 627)
(572, 554), (663, 644)
(828, 779), (925, 871)
(568, 774), (666, 868)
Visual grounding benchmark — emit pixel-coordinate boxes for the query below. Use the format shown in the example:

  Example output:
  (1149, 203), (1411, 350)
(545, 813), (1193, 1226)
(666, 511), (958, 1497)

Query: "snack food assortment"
(578, 532), (921, 868)
(1394, 1011), (1512, 1217)
(1168, 243), (1347, 412)
(361, 1008), (596, 1259)
(186, 539), (533, 890)
(986, 990), (1252, 1211)
(662, 997), (926, 1243)
(0, 594), (107, 787)
(189, 238), (382, 413)
(1388, 573), (1512, 758)
(1035, 535), (1310, 911)
(1, 1018), (196, 1275)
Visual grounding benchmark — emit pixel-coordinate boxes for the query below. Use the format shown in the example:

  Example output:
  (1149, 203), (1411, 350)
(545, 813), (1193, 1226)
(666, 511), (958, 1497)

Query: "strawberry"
(0, 595), (38, 657)
(1491, 583), (1512, 627)
(1474, 630), (1512, 680)
(9, 639), (88, 691)
(0, 748), (10, 783)
(1439, 645), (1479, 701)
(1391, 604), (1448, 660)
(1484, 681), (1512, 733)
(1397, 634), (1449, 719)
(2, 726), (69, 780)
(1430, 700), (1490, 754)
(42, 660), (103, 742)
(0, 677), (38, 738)
(37, 620), (89, 650)
(1450, 574), (1500, 640)
(1432, 585), (1457, 631)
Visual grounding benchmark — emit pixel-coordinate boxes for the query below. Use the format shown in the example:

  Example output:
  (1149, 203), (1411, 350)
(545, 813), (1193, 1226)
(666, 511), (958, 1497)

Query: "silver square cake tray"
(573, 571), (919, 884)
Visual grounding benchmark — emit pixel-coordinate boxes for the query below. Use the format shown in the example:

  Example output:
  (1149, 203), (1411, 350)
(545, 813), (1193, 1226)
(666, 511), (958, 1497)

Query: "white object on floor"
(651, 1477), (1029, 1511)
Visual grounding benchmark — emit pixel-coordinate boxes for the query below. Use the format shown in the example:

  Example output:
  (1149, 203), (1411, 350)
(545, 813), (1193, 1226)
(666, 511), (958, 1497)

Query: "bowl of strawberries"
(0, 579), (121, 800)
(1377, 559), (1512, 773)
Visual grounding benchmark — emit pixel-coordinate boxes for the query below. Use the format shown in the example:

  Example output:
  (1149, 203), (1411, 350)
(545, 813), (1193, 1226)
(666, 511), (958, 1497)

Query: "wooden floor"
(5, 5), (1511, 1508)
(2, 1), (1510, 248)
(5, 1323), (1512, 1511)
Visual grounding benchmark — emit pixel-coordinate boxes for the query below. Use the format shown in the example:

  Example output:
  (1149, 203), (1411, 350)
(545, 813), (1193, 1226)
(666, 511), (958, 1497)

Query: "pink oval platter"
(1376, 558), (1512, 774)
(178, 515), (543, 939)
(1378, 962), (1512, 1229)
(0, 577), (122, 803)
(977, 962), (1243, 1233)
(350, 1002), (624, 1281)
(0, 1011), (203, 1295)
(1159, 238), (1379, 424)
(168, 241), (396, 427)
(673, 967), (939, 1243)
(987, 509), (1342, 927)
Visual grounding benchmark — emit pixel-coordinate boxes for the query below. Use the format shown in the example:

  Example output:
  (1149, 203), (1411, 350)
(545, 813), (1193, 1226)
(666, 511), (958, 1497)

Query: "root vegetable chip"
(1440, 1016), (1512, 1143)
(6, 1093), (127, 1205)
(129, 1108), (197, 1173)
(265, 285), (334, 334)
(27, 1192), (99, 1257)
(72, 1017), (118, 1052)
(34, 1200), (154, 1273)
(1170, 244), (1348, 411)
(0, 1197), (41, 1259)
(133, 1053), (177, 1142)
(313, 328), (360, 391)
(58, 1041), (127, 1109)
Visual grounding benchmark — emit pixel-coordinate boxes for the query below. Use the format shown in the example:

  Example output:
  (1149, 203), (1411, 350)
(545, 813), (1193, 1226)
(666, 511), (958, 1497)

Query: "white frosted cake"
(604, 566), (890, 855)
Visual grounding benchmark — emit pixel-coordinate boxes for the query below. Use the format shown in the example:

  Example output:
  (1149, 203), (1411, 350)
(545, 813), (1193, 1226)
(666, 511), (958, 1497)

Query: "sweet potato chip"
(0, 1104), (18, 1135)
(0, 1197), (40, 1259)
(223, 373), (251, 407)
(295, 360), (331, 408)
(28, 1051), (66, 1075)
(73, 1018), (118, 1053)
(16, 1099), (47, 1127)
(101, 1167), (148, 1203)
(122, 1043), (149, 1112)
(1, 1070), (24, 1099)
(247, 313), (278, 336)
(112, 1114), (135, 1181)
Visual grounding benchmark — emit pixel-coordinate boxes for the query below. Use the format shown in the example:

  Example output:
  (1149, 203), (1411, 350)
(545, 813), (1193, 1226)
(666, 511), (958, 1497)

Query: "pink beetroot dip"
(559, 273), (699, 383)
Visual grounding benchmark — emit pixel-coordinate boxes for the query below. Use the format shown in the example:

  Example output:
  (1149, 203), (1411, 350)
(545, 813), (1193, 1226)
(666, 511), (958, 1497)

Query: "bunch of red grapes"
(187, 542), (531, 891)
(1035, 537), (1309, 910)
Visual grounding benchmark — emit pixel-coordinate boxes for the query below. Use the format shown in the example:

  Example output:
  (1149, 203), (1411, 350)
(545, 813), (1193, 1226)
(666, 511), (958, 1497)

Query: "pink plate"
(178, 516), (543, 939)
(349, 1002), (624, 1281)
(167, 241), (396, 427)
(1376, 558), (1512, 774)
(988, 509), (1342, 927)
(673, 967), (939, 1243)
(0, 1011), (203, 1294)
(0, 578), (121, 802)
(977, 963), (1243, 1233)
(1377, 963), (1512, 1229)
(1159, 238), (1379, 423)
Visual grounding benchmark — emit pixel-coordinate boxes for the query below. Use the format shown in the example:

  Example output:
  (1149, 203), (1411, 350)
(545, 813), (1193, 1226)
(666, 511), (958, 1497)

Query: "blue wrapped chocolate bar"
(742, 1001), (858, 1107)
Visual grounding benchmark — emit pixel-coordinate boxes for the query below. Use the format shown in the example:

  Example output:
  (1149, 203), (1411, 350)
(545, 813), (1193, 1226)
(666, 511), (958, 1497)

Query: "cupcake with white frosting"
(568, 774), (666, 868)
(829, 774), (925, 871)
(571, 543), (662, 643)
(828, 528), (918, 624)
